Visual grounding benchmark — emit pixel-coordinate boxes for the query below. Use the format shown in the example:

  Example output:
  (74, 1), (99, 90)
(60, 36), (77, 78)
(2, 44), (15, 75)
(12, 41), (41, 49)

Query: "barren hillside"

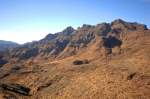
(0, 19), (150, 99)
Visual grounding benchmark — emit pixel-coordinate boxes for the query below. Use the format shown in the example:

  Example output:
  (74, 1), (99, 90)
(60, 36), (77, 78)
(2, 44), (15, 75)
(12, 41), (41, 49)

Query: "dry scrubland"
(0, 19), (150, 99)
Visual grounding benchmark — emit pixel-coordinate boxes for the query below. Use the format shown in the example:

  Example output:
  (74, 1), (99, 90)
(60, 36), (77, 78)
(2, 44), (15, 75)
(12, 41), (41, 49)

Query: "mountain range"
(0, 19), (150, 99)
(0, 40), (19, 52)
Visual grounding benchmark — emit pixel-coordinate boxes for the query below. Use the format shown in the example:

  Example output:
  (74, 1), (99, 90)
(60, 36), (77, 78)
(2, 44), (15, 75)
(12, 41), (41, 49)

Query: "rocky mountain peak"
(62, 26), (75, 35)
(112, 19), (126, 24)
(111, 19), (148, 31)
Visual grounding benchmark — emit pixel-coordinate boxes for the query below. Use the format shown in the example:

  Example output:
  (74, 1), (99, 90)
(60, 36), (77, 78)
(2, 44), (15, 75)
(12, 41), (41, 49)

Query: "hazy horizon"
(0, 0), (150, 44)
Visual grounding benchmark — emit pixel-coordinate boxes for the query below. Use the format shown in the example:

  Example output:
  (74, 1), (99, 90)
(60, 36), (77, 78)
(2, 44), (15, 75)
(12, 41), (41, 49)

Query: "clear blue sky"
(0, 0), (149, 44)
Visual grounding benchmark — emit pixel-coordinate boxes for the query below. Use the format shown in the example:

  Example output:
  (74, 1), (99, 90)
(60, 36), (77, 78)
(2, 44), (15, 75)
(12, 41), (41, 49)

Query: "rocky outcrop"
(111, 19), (148, 31)
(0, 83), (30, 96)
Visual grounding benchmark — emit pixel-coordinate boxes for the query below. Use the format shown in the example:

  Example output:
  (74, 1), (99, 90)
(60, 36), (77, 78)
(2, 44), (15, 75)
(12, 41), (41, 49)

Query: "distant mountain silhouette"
(0, 40), (19, 52)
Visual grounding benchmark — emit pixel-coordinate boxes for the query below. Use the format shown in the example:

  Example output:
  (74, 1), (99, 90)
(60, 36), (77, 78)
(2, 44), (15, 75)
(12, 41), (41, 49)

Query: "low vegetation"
(73, 59), (89, 65)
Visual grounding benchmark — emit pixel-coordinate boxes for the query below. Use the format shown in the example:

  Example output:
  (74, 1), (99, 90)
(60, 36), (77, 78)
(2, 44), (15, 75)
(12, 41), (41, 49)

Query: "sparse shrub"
(73, 59), (89, 65)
